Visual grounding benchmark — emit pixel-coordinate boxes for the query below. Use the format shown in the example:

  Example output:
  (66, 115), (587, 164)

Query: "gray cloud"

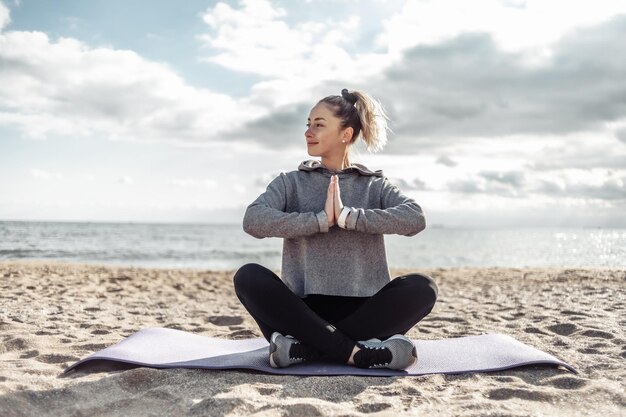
(436, 155), (458, 167)
(526, 141), (626, 171)
(447, 170), (625, 202)
(446, 170), (525, 198)
(226, 103), (310, 150)
(376, 14), (626, 152)
(617, 128), (626, 143)
(447, 177), (524, 198)
(388, 177), (428, 191)
(447, 179), (484, 194)
(479, 170), (525, 187)
(534, 177), (626, 201)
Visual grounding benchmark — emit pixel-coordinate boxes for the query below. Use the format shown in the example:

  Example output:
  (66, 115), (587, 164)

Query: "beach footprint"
(188, 397), (244, 416)
(487, 388), (553, 402)
(560, 310), (591, 318)
(36, 353), (80, 364)
(207, 315), (244, 326)
(355, 402), (392, 414)
(229, 329), (259, 339)
(524, 327), (549, 335)
(580, 330), (614, 339)
(547, 323), (578, 336)
(19, 349), (39, 359)
(544, 376), (587, 390)
(2, 336), (29, 351)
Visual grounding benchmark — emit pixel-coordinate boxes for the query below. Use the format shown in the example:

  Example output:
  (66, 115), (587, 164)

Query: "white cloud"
(29, 168), (63, 181)
(0, 2), (9, 31)
(199, 0), (359, 79)
(118, 176), (134, 185)
(166, 178), (217, 189)
(378, 0), (626, 65)
(0, 13), (261, 144)
(198, 0), (386, 108)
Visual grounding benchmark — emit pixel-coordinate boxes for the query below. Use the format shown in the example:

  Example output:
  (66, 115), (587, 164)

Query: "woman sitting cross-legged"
(233, 89), (438, 370)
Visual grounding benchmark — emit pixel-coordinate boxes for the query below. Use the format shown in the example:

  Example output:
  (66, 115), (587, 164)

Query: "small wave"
(0, 249), (47, 258)
(0, 249), (92, 259)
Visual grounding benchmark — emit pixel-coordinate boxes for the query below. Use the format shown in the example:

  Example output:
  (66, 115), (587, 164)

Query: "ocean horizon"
(0, 220), (624, 271)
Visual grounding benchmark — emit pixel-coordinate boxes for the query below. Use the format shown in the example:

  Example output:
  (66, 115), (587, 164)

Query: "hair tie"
(341, 88), (358, 105)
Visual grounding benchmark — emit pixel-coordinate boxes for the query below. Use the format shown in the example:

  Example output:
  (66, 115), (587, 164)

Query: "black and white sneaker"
(269, 332), (318, 368)
(353, 334), (417, 370)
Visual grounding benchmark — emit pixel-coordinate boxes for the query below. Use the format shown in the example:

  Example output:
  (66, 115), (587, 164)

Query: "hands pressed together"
(325, 175), (346, 228)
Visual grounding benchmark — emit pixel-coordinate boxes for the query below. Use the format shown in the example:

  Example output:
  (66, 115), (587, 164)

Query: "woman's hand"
(325, 176), (336, 227)
(325, 175), (345, 227)
(333, 175), (344, 222)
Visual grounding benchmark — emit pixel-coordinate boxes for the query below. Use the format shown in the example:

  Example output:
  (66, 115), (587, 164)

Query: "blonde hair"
(352, 90), (390, 152)
(317, 89), (390, 167)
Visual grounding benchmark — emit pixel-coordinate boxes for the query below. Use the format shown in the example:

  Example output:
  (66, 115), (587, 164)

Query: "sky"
(0, 0), (625, 227)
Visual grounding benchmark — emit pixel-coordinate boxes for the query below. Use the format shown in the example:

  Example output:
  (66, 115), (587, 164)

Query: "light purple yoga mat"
(64, 327), (576, 376)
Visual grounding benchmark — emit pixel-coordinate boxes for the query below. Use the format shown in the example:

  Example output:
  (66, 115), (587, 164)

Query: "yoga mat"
(64, 327), (576, 376)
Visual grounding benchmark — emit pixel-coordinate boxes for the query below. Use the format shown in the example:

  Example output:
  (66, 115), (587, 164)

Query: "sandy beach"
(0, 260), (623, 416)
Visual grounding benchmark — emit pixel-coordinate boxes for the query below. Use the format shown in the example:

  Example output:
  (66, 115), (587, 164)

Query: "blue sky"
(1, 0), (625, 227)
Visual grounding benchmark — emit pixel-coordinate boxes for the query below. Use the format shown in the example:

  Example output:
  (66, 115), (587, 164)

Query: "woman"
(233, 89), (438, 370)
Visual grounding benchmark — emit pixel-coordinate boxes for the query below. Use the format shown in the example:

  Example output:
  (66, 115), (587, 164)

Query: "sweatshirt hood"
(298, 159), (384, 177)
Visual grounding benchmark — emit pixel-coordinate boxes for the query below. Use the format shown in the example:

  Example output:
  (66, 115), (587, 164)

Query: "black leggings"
(233, 263), (438, 364)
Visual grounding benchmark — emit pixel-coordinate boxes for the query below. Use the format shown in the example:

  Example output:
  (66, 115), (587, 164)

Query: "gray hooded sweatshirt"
(242, 159), (426, 297)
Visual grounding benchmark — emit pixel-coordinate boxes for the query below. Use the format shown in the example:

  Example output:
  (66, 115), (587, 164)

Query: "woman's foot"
(351, 335), (417, 370)
(269, 332), (319, 368)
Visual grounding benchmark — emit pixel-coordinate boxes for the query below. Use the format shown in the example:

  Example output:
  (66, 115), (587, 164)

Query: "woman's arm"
(342, 177), (425, 236)
(242, 173), (329, 239)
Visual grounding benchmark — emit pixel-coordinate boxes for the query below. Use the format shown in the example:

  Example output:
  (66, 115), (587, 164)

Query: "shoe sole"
(269, 332), (280, 368)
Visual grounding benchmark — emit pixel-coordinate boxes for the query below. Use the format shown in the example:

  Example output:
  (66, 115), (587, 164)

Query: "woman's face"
(305, 104), (347, 157)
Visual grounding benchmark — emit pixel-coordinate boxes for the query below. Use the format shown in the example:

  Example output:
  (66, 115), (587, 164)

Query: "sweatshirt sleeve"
(344, 177), (425, 236)
(242, 173), (330, 239)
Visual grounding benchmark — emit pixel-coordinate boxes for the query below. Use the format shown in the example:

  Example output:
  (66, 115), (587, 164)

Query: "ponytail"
(317, 89), (390, 160)
(350, 90), (389, 153)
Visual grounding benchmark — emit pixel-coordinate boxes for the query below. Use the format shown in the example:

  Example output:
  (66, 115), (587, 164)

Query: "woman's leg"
(333, 273), (438, 342)
(232, 263), (356, 363)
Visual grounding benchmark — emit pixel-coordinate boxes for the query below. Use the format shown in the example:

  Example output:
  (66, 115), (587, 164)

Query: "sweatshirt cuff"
(345, 207), (359, 230)
(316, 210), (329, 233)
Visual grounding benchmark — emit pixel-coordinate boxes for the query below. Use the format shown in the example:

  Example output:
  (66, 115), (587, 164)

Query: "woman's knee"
(233, 262), (282, 296)
(233, 262), (265, 295)
(396, 273), (438, 305)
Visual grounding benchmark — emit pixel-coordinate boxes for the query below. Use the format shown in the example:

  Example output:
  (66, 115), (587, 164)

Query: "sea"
(0, 221), (624, 270)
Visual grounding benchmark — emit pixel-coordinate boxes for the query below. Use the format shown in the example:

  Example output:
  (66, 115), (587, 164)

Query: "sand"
(0, 260), (624, 417)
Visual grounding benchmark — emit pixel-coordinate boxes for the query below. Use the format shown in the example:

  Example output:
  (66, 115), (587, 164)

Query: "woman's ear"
(342, 127), (354, 142)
